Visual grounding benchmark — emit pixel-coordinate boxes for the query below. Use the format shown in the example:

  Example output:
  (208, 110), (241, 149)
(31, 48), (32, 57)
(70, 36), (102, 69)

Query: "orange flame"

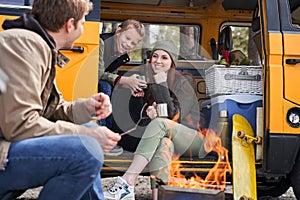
(167, 128), (232, 191)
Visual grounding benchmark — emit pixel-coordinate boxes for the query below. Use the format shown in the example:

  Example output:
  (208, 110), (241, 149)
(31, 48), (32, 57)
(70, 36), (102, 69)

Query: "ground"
(17, 176), (296, 200)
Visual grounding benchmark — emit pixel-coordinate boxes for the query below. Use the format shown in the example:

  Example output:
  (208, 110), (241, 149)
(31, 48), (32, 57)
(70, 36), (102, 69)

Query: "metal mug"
(156, 103), (168, 118)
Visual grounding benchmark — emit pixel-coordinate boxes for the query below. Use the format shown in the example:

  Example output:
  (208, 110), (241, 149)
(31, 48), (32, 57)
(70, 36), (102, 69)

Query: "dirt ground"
(17, 176), (296, 200)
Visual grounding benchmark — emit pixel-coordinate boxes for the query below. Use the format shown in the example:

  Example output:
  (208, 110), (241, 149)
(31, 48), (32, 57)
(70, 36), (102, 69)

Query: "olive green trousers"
(135, 118), (205, 188)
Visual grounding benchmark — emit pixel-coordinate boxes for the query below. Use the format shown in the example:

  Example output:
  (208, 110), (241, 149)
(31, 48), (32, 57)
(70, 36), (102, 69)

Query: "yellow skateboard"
(232, 114), (260, 200)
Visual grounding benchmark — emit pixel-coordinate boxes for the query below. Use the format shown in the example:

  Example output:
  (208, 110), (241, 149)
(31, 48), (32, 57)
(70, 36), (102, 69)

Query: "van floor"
(101, 150), (220, 178)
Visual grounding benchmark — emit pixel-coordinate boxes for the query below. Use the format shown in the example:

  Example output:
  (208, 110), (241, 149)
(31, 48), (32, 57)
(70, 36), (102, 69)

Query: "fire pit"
(158, 185), (225, 200)
(156, 129), (231, 200)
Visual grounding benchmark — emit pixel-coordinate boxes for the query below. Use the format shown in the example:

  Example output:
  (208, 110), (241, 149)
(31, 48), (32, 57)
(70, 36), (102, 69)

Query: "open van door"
(261, 0), (300, 176)
(0, 0), (101, 101)
(281, 0), (300, 107)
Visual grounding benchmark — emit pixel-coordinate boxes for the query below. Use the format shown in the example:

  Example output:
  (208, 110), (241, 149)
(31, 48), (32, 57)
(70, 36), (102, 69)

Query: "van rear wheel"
(290, 151), (300, 199)
(257, 177), (290, 197)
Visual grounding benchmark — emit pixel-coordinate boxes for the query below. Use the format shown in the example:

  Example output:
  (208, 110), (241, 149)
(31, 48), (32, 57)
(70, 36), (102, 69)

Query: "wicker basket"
(205, 65), (262, 96)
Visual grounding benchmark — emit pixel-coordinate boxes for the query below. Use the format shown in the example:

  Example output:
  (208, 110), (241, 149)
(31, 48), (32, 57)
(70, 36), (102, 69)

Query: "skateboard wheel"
(239, 195), (249, 200)
(237, 130), (245, 138)
(255, 136), (262, 144)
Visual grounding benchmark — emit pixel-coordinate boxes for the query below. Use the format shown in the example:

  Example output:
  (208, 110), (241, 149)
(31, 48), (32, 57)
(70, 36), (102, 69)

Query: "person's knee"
(149, 118), (162, 126)
(98, 80), (112, 96)
(79, 135), (104, 164)
(148, 118), (170, 130)
(72, 136), (104, 177)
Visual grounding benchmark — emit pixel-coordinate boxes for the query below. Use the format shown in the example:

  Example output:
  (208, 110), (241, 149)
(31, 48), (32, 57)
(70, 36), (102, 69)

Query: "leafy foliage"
(231, 26), (249, 56)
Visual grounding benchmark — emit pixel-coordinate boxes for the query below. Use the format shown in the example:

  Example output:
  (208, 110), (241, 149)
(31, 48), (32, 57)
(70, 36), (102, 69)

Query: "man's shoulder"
(1, 28), (45, 43)
(3, 28), (36, 35)
(0, 29), (50, 57)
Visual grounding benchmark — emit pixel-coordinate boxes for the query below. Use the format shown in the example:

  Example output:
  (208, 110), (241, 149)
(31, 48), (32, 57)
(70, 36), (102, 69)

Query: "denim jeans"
(0, 135), (104, 200)
(98, 79), (113, 128)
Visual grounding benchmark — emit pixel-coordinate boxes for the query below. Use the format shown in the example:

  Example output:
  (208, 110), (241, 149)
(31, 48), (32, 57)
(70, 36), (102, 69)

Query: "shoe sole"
(104, 195), (134, 200)
(123, 196), (135, 200)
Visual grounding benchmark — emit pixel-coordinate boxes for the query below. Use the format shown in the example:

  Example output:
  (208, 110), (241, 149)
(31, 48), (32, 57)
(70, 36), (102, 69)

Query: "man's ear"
(65, 18), (75, 33)
(115, 26), (122, 34)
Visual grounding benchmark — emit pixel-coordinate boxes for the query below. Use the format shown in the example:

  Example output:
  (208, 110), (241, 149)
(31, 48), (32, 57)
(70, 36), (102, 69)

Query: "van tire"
(257, 177), (290, 197)
(290, 151), (300, 199)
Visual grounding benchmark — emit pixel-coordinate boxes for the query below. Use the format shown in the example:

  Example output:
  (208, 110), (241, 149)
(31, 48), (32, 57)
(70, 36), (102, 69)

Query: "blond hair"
(119, 19), (145, 37)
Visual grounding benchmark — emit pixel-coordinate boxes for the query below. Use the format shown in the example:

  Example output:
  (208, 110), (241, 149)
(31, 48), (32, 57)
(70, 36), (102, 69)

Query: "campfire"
(167, 128), (232, 191)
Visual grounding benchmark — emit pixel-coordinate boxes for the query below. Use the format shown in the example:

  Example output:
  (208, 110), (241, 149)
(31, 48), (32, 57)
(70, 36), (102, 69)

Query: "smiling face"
(150, 50), (173, 74)
(115, 25), (143, 54)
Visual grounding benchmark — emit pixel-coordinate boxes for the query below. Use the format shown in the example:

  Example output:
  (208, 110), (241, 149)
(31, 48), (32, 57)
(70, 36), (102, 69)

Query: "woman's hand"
(146, 102), (158, 119)
(153, 71), (167, 84)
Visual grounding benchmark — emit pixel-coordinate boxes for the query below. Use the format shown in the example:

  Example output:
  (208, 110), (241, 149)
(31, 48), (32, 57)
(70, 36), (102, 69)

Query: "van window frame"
(100, 20), (202, 65)
(219, 22), (252, 57)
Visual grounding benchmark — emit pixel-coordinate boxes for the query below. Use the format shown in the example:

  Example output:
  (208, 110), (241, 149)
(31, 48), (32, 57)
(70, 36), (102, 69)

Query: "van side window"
(218, 24), (261, 65)
(0, 0), (33, 6)
(100, 21), (201, 63)
(224, 25), (249, 56)
(290, 1), (300, 28)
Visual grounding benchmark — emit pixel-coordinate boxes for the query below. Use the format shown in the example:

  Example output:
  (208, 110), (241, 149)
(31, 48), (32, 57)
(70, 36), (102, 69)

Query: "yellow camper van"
(1, 0), (300, 199)
(98, 1), (300, 199)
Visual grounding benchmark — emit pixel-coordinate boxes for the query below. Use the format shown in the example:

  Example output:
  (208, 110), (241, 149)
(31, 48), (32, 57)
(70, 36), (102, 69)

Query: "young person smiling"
(98, 19), (146, 156)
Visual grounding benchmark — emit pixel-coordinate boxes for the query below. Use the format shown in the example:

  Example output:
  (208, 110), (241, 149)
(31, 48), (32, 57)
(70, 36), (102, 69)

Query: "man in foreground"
(0, 0), (120, 199)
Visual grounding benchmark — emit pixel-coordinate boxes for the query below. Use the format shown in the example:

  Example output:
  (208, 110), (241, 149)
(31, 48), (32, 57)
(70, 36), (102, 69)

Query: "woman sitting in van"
(104, 40), (206, 200)
(114, 40), (201, 153)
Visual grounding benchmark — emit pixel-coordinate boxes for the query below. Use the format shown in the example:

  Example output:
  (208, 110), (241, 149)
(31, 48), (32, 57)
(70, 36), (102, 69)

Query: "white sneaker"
(104, 176), (135, 200)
